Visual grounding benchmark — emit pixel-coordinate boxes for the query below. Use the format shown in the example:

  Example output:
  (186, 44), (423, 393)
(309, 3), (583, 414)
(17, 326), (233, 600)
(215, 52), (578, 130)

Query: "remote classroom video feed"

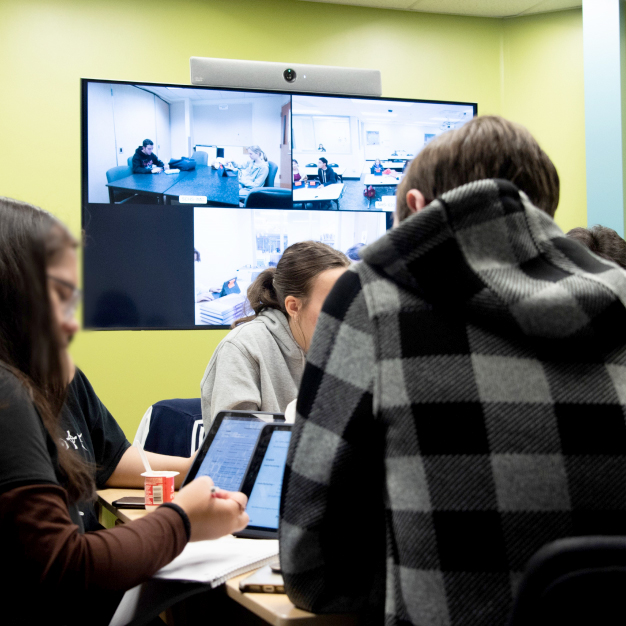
(86, 81), (291, 207)
(193, 207), (389, 326)
(291, 95), (475, 211)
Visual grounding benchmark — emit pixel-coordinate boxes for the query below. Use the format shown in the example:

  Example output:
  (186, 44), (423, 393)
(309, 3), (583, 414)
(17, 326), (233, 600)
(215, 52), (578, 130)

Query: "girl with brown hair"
(0, 197), (249, 625)
(200, 241), (349, 429)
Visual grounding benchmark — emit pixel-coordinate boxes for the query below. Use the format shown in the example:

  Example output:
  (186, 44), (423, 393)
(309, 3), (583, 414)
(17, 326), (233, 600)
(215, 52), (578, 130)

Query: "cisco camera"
(283, 68), (297, 83)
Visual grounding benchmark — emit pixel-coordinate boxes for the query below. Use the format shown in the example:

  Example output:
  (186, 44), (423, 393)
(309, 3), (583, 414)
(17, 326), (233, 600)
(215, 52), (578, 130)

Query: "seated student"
(229, 145), (270, 199)
(0, 197), (249, 625)
(200, 241), (349, 430)
(370, 158), (384, 174)
(132, 138), (166, 174)
(567, 225), (626, 269)
(292, 159), (306, 184)
(317, 158), (338, 186)
(280, 116), (626, 624)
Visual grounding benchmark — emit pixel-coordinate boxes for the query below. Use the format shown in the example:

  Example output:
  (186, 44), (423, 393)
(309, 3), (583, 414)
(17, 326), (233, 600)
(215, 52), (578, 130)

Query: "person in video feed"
(132, 139), (166, 174)
(292, 159), (305, 184)
(318, 144), (326, 152)
(230, 146), (270, 198)
(317, 158), (338, 186)
(370, 159), (384, 174)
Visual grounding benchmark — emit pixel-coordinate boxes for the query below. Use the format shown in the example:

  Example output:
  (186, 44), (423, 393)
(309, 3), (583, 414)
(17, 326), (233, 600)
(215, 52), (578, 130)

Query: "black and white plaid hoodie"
(279, 179), (626, 625)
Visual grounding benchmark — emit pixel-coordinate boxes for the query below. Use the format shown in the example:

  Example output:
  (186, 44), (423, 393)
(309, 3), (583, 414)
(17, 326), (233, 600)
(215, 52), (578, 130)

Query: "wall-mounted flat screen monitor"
(81, 78), (476, 329)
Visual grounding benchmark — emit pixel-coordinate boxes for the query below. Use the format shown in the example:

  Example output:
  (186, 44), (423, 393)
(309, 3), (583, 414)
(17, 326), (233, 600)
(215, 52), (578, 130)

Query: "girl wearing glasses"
(0, 197), (250, 625)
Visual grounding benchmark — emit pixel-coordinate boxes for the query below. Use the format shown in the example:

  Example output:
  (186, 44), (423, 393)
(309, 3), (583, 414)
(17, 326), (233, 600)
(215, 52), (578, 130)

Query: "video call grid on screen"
(81, 78), (476, 330)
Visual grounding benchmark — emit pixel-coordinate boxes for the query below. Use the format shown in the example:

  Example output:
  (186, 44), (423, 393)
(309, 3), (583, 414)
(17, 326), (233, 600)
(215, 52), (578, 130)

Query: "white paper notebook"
(153, 535), (278, 587)
(110, 536), (278, 625)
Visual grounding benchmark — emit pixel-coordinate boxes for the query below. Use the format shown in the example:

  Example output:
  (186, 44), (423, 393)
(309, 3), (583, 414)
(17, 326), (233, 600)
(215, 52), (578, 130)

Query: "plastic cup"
(141, 471), (179, 510)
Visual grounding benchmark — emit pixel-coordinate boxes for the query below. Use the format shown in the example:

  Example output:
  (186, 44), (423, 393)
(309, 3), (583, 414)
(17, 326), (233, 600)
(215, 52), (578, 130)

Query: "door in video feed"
(246, 430), (292, 529)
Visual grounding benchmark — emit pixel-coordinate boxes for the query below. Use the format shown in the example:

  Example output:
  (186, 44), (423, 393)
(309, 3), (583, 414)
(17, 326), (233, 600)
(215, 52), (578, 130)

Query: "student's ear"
(406, 189), (427, 214)
(284, 295), (301, 319)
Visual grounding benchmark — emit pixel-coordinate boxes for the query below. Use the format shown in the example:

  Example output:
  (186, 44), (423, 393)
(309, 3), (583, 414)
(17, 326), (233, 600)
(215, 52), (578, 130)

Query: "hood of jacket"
(360, 179), (626, 345)
(250, 307), (305, 361)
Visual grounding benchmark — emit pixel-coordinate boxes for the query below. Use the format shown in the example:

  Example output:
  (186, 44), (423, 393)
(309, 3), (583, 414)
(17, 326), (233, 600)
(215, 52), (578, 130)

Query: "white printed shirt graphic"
(61, 430), (88, 451)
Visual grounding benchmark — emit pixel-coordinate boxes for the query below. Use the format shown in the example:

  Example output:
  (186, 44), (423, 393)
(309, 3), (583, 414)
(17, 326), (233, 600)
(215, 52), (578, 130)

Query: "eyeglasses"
(47, 275), (82, 321)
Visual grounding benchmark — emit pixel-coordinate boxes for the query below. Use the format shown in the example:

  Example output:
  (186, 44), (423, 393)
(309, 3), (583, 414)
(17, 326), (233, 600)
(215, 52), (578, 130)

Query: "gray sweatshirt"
(200, 308), (306, 430)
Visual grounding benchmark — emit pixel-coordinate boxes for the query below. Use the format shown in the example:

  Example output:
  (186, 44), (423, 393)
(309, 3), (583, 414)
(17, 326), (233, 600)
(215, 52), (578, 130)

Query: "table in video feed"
(302, 165), (346, 178)
(106, 169), (189, 204)
(163, 166), (240, 207)
(362, 173), (402, 208)
(96, 489), (359, 626)
(292, 183), (345, 210)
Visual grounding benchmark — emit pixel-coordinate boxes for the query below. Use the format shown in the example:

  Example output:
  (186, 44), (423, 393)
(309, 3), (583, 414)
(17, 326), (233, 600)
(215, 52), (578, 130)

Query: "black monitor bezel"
(80, 76), (478, 331)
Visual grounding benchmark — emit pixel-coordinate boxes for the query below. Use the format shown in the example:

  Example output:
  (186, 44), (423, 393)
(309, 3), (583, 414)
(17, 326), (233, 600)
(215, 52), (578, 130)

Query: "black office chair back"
(509, 536), (626, 626)
(265, 161), (278, 187)
(106, 165), (132, 183)
(244, 188), (292, 208)
(127, 156), (133, 167)
(142, 398), (204, 457)
(306, 162), (317, 167)
(329, 163), (339, 167)
(193, 150), (209, 166)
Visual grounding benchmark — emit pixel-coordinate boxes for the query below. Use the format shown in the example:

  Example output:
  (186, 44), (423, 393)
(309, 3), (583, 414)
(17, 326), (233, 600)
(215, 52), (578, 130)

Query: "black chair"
(244, 188), (292, 208)
(135, 398), (204, 457)
(193, 150), (208, 166)
(265, 161), (278, 187)
(329, 162), (343, 183)
(106, 165), (138, 204)
(306, 162), (317, 167)
(509, 536), (626, 626)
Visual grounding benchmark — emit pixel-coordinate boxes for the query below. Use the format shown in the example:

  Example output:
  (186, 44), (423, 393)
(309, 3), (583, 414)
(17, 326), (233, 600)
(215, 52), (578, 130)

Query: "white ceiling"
(299, 0), (581, 18)
(293, 95), (475, 128)
(140, 85), (282, 104)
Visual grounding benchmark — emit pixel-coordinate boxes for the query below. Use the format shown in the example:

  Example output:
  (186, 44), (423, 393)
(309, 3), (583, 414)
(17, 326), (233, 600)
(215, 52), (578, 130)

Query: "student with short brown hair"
(395, 115), (560, 222)
(280, 116), (626, 625)
(567, 224), (626, 269)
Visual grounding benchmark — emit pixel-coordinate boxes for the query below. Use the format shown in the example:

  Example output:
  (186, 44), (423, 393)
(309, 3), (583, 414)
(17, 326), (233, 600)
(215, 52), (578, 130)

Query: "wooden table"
(97, 489), (357, 626)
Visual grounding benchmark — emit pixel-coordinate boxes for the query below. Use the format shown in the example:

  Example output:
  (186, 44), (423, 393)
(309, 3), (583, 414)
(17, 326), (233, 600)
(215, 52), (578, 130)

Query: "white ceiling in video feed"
(87, 81), (289, 204)
(193, 207), (387, 326)
(292, 95), (474, 177)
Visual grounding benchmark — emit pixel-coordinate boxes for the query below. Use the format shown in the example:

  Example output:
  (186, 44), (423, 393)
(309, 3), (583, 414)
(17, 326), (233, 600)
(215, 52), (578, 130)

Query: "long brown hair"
(396, 115), (560, 222)
(233, 241), (349, 327)
(0, 197), (95, 501)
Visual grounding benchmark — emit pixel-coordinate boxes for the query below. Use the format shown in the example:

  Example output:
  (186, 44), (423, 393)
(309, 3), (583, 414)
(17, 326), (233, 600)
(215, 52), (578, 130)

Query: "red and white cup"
(141, 471), (179, 510)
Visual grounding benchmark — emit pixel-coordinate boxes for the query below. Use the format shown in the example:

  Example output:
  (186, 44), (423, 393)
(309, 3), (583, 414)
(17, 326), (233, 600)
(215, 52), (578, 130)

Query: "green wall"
(502, 9), (586, 233)
(0, 0), (584, 438)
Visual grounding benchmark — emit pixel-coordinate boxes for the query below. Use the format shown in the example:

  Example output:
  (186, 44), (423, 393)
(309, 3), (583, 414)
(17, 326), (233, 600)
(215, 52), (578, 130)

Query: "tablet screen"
(246, 429), (292, 530)
(195, 418), (266, 491)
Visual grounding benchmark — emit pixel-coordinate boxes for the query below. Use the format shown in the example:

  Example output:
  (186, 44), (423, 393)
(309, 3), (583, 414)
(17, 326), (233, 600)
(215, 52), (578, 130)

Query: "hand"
(174, 476), (249, 541)
(152, 166), (163, 173)
(164, 164), (170, 170)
